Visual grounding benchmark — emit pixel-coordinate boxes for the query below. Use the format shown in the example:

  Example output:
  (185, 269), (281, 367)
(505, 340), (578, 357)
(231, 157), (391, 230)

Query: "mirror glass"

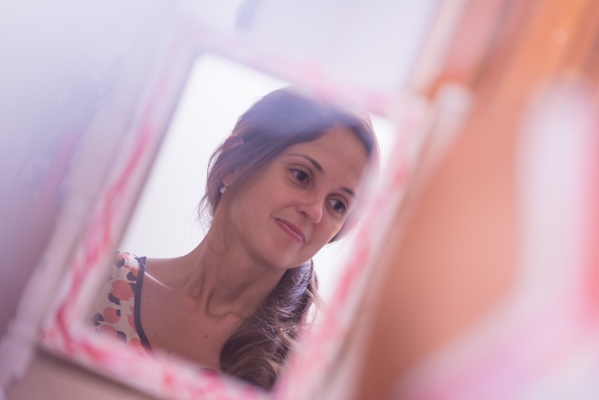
(91, 53), (396, 387)
(122, 54), (395, 303)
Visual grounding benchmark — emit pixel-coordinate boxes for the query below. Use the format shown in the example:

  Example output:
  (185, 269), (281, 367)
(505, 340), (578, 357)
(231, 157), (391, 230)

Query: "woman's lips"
(276, 219), (305, 243)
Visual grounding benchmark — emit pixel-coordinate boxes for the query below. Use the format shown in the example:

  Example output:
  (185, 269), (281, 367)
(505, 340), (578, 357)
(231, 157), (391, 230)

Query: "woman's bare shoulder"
(145, 256), (194, 289)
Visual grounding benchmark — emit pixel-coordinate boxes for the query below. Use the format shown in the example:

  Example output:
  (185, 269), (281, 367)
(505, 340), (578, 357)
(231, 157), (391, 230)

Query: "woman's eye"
(291, 169), (309, 183)
(328, 199), (347, 214)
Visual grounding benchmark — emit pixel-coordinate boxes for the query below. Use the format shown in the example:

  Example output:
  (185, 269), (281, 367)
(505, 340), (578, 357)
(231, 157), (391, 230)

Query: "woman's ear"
(222, 172), (235, 187)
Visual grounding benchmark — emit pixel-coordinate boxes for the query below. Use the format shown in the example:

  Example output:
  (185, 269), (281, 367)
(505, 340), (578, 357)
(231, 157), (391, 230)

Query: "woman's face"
(221, 126), (369, 270)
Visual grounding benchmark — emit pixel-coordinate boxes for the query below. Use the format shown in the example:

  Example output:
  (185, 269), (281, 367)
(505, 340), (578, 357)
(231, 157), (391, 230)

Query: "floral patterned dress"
(91, 252), (153, 355)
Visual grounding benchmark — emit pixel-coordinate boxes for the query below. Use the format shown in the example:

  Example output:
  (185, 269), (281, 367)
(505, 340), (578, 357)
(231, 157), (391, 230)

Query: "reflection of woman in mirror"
(92, 88), (377, 389)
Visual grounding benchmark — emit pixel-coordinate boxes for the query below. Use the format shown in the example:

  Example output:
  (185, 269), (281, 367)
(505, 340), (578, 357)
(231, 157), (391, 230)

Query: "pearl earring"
(220, 184), (228, 194)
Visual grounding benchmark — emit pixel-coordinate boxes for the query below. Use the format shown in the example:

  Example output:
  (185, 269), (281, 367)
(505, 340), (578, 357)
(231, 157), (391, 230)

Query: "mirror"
(89, 53), (396, 389)
(3, 0), (441, 397)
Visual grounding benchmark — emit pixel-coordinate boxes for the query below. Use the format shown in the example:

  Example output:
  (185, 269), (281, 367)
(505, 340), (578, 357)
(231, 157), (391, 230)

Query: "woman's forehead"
(283, 127), (368, 160)
(282, 129), (369, 179)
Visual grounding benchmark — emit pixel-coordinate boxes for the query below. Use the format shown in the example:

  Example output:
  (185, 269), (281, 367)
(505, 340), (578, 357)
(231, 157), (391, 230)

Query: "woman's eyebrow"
(288, 153), (323, 171)
(342, 187), (356, 197)
(288, 153), (355, 197)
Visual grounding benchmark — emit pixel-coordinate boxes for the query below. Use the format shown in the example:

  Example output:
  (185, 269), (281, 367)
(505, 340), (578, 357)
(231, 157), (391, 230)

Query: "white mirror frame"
(36, 16), (427, 399)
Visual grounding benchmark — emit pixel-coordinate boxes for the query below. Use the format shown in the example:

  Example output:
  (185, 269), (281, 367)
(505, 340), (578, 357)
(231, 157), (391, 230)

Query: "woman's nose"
(297, 197), (323, 224)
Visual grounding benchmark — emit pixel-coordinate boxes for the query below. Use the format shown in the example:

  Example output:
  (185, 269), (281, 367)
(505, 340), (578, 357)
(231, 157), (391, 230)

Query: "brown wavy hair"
(200, 87), (377, 389)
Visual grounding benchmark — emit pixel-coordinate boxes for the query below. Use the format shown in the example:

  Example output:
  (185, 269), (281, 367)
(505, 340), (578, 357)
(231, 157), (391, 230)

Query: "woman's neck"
(161, 231), (285, 319)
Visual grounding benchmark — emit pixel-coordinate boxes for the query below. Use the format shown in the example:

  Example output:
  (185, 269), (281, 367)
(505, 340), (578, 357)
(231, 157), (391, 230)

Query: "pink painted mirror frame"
(37, 17), (430, 399)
